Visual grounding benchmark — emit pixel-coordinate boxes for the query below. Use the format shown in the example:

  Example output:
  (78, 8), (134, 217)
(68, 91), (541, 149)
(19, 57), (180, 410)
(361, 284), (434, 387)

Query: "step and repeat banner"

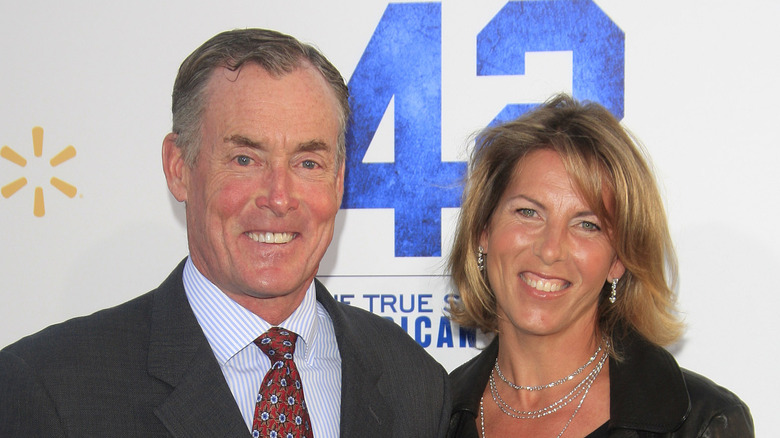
(1, 0), (776, 433)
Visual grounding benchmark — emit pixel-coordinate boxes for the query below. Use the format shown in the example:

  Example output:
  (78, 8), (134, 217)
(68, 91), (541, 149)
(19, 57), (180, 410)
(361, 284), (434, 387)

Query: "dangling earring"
(609, 278), (618, 304)
(477, 246), (485, 272)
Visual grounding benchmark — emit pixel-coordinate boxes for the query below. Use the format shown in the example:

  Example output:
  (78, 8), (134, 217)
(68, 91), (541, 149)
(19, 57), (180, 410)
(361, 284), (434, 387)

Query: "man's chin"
(237, 272), (311, 299)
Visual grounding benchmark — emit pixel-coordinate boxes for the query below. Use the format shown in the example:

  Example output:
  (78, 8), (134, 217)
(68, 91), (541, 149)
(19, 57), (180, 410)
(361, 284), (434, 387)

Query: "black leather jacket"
(447, 330), (754, 437)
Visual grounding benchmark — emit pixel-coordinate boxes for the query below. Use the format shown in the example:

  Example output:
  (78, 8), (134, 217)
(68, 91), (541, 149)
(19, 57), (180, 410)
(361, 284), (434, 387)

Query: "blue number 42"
(343, 1), (623, 258)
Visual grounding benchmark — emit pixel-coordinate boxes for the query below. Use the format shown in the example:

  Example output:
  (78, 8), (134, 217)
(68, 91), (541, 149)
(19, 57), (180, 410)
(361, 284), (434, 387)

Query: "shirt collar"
(182, 257), (319, 364)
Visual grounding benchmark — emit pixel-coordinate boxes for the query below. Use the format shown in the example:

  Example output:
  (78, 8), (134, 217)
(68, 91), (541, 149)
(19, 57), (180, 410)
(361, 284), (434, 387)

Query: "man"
(0, 29), (450, 437)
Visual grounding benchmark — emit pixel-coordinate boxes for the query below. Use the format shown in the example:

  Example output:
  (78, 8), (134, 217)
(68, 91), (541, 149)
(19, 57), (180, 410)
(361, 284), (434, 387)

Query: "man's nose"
(256, 165), (299, 215)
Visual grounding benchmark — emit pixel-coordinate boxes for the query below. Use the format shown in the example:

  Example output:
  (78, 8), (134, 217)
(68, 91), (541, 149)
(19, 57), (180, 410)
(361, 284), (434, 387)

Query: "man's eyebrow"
(297, 140), (332, 154)
(224, 135), (332, 153)
(224, 134), (264, 149)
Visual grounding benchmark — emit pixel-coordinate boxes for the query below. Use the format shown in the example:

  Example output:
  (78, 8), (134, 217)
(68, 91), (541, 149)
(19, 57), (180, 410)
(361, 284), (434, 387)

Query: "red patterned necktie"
(252, 327), (313, 438)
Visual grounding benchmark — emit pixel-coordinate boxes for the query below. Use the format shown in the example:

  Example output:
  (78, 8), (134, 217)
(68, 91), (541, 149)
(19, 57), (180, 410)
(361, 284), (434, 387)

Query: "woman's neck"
(495, 323), (603, 390)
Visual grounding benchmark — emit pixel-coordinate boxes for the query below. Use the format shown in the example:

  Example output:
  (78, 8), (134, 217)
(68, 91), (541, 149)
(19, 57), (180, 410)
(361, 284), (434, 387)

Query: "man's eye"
(235, 156), (251, 166)
(301, 160), (318, 169)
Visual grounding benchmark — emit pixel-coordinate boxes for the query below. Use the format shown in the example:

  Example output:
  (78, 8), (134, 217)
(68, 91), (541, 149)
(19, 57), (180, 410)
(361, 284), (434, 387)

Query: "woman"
(446, 94), (753, 437)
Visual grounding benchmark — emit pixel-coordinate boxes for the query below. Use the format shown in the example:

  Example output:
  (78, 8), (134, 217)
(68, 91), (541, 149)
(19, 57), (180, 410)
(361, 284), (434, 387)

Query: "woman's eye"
(517, 208), (535, 217)
(235, 155), (251, 166)
(581, 221), (601, 231)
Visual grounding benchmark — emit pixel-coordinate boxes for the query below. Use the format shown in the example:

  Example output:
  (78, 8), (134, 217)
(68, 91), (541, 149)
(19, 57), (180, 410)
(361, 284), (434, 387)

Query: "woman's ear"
(608, 257), (626, 281)
(479, 227), (489, 253)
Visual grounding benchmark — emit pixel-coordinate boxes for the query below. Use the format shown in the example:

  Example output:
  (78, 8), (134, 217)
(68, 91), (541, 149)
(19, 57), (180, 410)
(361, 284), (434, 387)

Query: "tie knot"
(254, 327), (298, 360)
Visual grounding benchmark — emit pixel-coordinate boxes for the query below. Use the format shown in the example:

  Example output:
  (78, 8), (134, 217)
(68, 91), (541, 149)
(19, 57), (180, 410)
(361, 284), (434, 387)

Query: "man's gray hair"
(171, 28), (350, 166)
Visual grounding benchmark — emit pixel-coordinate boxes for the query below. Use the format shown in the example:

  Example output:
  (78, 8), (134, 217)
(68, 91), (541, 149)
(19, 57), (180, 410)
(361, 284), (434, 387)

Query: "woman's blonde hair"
(448, 94), (683, 349)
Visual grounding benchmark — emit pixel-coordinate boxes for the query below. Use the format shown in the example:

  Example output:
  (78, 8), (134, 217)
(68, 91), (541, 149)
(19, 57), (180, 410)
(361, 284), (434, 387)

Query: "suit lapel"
(315, 280), (393, 437)
(144, 268), (396, 437)
(147, 261), (250, 438)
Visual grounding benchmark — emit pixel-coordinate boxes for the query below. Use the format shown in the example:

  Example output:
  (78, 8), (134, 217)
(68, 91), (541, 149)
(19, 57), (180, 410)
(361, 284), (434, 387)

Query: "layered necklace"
(480, 338), (609, 438)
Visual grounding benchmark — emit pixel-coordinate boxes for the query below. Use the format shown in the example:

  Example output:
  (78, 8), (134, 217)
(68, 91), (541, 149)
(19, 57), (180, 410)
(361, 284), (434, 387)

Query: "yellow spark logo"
(1, 126), (77, 217)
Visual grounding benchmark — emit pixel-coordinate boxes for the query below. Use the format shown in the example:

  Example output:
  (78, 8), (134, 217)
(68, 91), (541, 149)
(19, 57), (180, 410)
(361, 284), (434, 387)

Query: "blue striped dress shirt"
(182, 257), (342, 437)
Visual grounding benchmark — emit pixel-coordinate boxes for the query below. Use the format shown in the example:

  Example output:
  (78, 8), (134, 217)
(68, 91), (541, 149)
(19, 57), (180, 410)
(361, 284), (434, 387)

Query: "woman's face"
(480, 149), (625, 338)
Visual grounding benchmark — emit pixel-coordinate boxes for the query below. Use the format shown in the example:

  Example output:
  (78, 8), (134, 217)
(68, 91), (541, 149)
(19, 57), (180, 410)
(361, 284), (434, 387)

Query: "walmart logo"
(1, 126), (77, 217)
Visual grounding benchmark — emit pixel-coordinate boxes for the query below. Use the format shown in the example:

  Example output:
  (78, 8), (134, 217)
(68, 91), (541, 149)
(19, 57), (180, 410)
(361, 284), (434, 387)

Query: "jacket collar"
(148, 260), (250, 438)
(146, 264), (394, 437)
(608, 329), (690, 433)
(314, 279), (393, 437)
(450, 329), (691, 434)
(450, 336), (497, 418)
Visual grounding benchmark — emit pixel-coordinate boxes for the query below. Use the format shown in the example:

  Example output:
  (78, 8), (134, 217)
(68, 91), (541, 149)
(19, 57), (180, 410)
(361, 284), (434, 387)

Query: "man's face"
(165, 63), (344, 322)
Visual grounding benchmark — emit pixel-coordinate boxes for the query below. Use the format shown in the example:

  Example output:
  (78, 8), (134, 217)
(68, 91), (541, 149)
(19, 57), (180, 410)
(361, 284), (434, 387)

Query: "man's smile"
(245, 231), (296, 244)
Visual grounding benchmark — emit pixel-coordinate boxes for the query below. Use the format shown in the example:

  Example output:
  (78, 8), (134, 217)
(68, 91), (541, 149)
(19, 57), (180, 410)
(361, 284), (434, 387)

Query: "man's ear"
(335, 160), (345, 207)
(162, 133), (188, 202)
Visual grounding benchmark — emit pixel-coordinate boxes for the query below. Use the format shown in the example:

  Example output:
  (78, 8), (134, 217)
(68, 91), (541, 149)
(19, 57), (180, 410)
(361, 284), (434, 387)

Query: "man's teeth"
(522, 275), (565, 292)
(247, 232), (294, 244)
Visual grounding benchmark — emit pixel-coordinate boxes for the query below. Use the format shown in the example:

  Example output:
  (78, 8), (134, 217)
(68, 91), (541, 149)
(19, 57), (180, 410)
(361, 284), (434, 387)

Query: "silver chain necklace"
(489, 349), (607, 418)
(494, 341), (603, 391)
(480, 340), (609, 438)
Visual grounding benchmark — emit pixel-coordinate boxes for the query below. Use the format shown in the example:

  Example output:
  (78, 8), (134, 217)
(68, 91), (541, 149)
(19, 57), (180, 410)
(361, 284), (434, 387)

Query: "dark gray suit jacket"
(0, 260), (451, 437)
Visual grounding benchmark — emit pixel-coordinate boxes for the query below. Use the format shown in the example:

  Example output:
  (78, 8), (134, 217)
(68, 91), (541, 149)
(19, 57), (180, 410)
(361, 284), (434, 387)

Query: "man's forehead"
(224, 134), (335, 154)
(198, 62), (341, 160)
(204, 62), (338, 112)
(207, 58), (318, 89)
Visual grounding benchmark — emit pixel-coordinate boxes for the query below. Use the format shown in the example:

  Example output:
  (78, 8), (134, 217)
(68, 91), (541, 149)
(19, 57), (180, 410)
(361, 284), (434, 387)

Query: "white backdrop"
(1, 1), (776, 434)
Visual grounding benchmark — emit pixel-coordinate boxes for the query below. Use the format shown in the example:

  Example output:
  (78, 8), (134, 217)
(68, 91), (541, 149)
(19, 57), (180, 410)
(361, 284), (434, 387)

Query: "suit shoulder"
(1, 290), (155, 365)
(2, 260), (190, 359)
(336, 300), (420, 343)
(333, 300), (444, 365)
